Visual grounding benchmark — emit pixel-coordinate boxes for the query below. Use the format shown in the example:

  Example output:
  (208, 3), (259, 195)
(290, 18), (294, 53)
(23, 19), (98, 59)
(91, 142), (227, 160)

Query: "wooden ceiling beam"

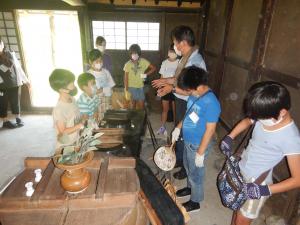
(87, 0), (202, 8)
(88, 0), (203, 2)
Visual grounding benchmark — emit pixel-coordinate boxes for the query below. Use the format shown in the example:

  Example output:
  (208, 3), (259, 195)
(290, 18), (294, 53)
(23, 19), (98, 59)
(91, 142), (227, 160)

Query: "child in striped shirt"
(77, 73), (99, 122)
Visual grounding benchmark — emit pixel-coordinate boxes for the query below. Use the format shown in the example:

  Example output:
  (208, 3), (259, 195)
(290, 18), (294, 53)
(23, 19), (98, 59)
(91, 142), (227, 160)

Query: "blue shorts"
(128, 87), (145, 101)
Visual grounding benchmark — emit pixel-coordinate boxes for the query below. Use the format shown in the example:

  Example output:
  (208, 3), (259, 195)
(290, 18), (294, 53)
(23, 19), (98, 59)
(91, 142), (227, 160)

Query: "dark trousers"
(174, 97), (187, 166)
(0, 86), (20, 118)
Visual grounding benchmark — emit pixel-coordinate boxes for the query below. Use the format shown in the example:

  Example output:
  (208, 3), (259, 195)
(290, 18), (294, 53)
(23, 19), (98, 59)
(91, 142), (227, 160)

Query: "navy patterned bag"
(217, 124), (253, 210)
(217, 123), (270, 210)
(217, 155), (247, 210)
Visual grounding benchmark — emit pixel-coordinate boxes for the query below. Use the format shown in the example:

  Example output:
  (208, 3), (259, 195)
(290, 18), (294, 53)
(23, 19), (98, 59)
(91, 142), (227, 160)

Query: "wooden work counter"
(0, 156), (148, 225)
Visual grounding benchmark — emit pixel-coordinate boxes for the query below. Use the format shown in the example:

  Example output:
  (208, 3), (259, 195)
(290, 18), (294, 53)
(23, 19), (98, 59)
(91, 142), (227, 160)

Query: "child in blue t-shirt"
(220, 81), (300, 225)
(77, 73), (99, 122)
(171, 66), (221, 212)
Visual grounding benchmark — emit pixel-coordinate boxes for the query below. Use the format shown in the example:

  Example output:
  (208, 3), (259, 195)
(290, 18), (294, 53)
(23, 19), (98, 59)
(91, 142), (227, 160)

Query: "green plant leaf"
(93, 132), (104, 139)
(80, 128), (93, 139)
(90, 139), (102, 146)
(63, 146), (75, 155)
(86, 146), (98, 152)
(56, 126), (103, 165)
(57, 151), (78, 164)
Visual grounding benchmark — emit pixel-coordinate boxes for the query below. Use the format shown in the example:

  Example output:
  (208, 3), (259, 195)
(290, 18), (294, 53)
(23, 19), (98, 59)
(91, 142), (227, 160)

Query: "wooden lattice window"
(0, 11), (22, 61)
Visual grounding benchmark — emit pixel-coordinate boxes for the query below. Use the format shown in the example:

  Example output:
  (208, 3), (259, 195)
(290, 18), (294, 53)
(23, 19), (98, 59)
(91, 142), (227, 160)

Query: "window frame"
(92, 20), (126, 50)
(91, 20), (160, 51)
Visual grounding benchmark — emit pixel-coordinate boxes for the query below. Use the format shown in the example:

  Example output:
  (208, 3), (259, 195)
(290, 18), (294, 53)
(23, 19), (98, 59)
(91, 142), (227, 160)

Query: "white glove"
(195, 153), (205, 167)
(140, 73), (147, 79)
(171, 127), (181, 143)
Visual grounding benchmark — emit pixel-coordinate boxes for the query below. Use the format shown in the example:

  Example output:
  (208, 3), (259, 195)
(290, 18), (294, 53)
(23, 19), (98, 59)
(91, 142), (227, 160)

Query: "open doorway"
(16, 10), (83, 107)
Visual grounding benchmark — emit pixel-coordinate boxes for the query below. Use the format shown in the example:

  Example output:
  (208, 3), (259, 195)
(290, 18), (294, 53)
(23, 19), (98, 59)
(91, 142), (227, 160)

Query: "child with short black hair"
(172, 66), (221, 212)
(157, 44), (179, 136)
(220, 81), (300, 225)
(77, 72), (99, 122)
(95, 36), (112, 74)
(123, 44), (156, 109)
(49, 69), (84, 152)
(88, 49), (115, 117)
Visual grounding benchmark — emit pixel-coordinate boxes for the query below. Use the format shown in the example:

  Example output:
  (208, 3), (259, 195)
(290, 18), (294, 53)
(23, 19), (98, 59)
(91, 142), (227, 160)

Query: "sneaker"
(173, 168), (187, 180)
(156, 126), (166, 135)
(176, 187), (191, 197)
(182, 200), (200, 212)
(3, 121), (18, 129)
(16, 118), (24, 127)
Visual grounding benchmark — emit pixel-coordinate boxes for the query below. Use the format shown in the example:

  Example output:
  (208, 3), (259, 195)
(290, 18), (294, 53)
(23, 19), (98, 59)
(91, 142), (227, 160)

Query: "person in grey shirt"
(152, 26), (206, 180)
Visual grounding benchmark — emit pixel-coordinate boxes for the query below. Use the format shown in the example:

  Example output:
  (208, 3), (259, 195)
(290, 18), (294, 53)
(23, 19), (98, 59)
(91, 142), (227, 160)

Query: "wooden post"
(247, 0), (300, 90)
(177, 0), (182, 7)
(248, 0), (277, 83)
(214, 0), (234, 97)
(199, 0), (210, 54)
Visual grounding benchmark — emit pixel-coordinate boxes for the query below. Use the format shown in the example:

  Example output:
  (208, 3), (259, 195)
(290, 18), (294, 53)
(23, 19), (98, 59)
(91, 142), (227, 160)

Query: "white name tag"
(140, 73), (147, 79)
(0, 64), (9, 73)
(189, 111), (199, 123)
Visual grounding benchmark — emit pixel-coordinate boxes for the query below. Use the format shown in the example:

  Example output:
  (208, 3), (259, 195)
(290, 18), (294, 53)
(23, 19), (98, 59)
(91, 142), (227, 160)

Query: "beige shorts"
(240, 173), (272, 219)
(240, 188), (268, 219)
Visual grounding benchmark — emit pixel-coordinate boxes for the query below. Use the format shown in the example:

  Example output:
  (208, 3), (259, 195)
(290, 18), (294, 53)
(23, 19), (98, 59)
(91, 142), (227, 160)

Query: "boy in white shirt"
(88, 49), (115, 114)
(88, 49), (115, 97)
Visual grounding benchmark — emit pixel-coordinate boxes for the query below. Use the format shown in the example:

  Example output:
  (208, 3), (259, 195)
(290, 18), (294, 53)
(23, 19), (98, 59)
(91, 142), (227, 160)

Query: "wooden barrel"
(0, 157), (148, 225)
